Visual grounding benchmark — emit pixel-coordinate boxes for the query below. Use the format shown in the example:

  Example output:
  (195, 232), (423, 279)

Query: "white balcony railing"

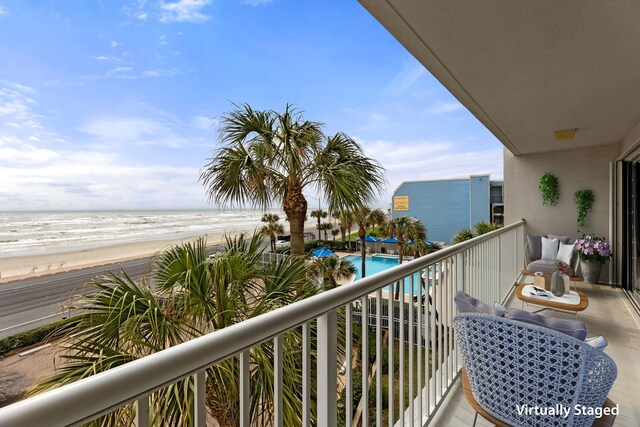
(0, 220), (525, 427)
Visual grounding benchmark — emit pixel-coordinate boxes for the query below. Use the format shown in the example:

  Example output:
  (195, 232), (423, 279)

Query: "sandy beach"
(0, 220), (321, 283)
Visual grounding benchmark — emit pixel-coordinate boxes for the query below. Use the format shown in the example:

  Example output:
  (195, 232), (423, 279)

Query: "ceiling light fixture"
(554, 128), (577, 141)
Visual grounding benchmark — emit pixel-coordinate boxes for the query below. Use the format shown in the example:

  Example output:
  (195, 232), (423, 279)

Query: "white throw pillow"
(541, 237), (559, 260)
(557, 242), (574, 264)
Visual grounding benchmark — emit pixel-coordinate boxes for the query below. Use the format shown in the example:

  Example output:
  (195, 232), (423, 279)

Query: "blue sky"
(0, 0), (503, 211)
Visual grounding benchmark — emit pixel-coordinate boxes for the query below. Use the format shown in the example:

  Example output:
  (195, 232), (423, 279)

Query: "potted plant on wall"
(574, 235), (612, 283)
(539, 172), (559, 205)
(574, 189), (594, 233)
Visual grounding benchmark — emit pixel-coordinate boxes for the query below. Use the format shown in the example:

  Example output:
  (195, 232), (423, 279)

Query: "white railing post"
(317, 311), (337, 427)
(135, 395), (149, 427)
(240, 350), (250, 427)
(274, 335), (283, 427)
(302, 323), (311, 427)
(194, 370), (206, 427)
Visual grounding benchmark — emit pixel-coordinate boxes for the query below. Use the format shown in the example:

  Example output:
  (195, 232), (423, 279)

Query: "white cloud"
(0, 5), (7, 16)
(159, 35), (168, 45)
(370, 113), (388, 123)
(0, 82), (208, 210)
(357, 137), (503, 201)
(427, 101), (463, 114)
(79, 113), (196, 148)
(386, 62), (427, 96)
(0, 85), (42, 129)
(191, 115), (217, 130)
(110, 66), (134, 73)
(244, 0), (276, 5)
(160, 0), (212, 23)
(91, 55), (122, 63)
(110, 41), (122, 48)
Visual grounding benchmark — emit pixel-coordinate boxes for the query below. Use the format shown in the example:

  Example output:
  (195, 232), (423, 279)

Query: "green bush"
(0, 318), (76, 356)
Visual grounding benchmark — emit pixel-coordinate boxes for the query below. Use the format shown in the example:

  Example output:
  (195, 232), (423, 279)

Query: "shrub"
(0, 318), (76, 356)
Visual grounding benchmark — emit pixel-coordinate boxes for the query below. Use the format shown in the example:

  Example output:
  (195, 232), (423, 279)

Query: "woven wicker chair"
(454, 313), (618, 427)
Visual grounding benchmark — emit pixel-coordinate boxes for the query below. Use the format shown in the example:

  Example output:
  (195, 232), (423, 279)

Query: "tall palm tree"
(368, 208), (386, 233)
(310, 209), (327, 239)
(383, 216), (427, 299)
(260, 213), (285, 252)
(338, 211), (354, 250)
(309, 255), (356, 290)
(351, 207), (371, 278)
(200, 104), (386, 256)
(318, 222), (332, 240)
(331, 228), (340, 241)
(31, 234), (324, 426)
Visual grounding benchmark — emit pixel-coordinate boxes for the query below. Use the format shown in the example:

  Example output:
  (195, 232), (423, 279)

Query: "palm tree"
(331, 228), (340, 241)
(368, 208), (386, 233)
(319, 222), (332, 240)
(200, 104), (386, 256)
(31, 234), (324, 426)
(351, 207), (371, 278)
(309, 255), (356, 290)
(338, 211), (354, 250)
(452, 221), (503, 244)
(260, 213), (285, 252)
(310, 209), (328, 239)
(383, 216), (427, 299)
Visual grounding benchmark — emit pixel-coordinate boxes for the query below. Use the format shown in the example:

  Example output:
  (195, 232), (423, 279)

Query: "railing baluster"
(399, 278), (404, 427)
(240, 350), (250, 427)
(443, 259), (449, 388)
(376, 289), (383, 426)
(194, 370), (206, 427)
(387, 283), (394, 427)
(438, 261), (444, 400)
(317, 311), (337, 427)
(431, 264), (438, 405)
(302, 323), (311, 427)
(424, 265), (430, 417)
(274, 335), (283, 427)
(409, 273), (414, 427)
(417, 269), (423, 426)
(362, 295), (368, 427)
(135, 395), (149, 427)
(345, 305), (353, 427)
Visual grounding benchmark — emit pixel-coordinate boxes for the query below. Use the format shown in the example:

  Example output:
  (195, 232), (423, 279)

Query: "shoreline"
(0, 221), (320, 282)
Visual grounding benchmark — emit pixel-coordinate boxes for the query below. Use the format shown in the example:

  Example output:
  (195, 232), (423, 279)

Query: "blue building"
(392, 175), (503, 243)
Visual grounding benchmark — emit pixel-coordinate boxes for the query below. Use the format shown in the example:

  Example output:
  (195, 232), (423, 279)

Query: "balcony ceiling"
(359, 0), (640, 155)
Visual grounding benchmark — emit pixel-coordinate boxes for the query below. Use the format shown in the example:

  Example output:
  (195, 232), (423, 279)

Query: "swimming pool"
(345, 254), (428, 295)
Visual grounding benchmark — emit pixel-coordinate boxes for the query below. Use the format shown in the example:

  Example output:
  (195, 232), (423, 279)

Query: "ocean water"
(0, 210), (281, 257)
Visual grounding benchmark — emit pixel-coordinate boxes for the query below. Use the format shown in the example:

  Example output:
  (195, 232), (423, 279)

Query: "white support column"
(317, 311), (337, 427)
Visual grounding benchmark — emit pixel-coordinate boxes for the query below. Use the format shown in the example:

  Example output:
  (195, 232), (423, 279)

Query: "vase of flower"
(580, 259), (603, 284)
(551, 261), (571, 296)
(574, 235), (612, 284)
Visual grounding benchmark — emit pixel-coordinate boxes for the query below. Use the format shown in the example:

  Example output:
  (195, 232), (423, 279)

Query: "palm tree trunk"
(284, 184), (308, 256)
(359, 225), (366, 278)
(394, 239), (404, 300)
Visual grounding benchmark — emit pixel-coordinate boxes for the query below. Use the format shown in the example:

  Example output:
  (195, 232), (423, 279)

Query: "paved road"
(0, 257), (155, 339)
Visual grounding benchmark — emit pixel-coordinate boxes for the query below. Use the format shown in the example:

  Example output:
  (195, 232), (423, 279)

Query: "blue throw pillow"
(454, 291), (506, 317)
(507, 308), (587, 340)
